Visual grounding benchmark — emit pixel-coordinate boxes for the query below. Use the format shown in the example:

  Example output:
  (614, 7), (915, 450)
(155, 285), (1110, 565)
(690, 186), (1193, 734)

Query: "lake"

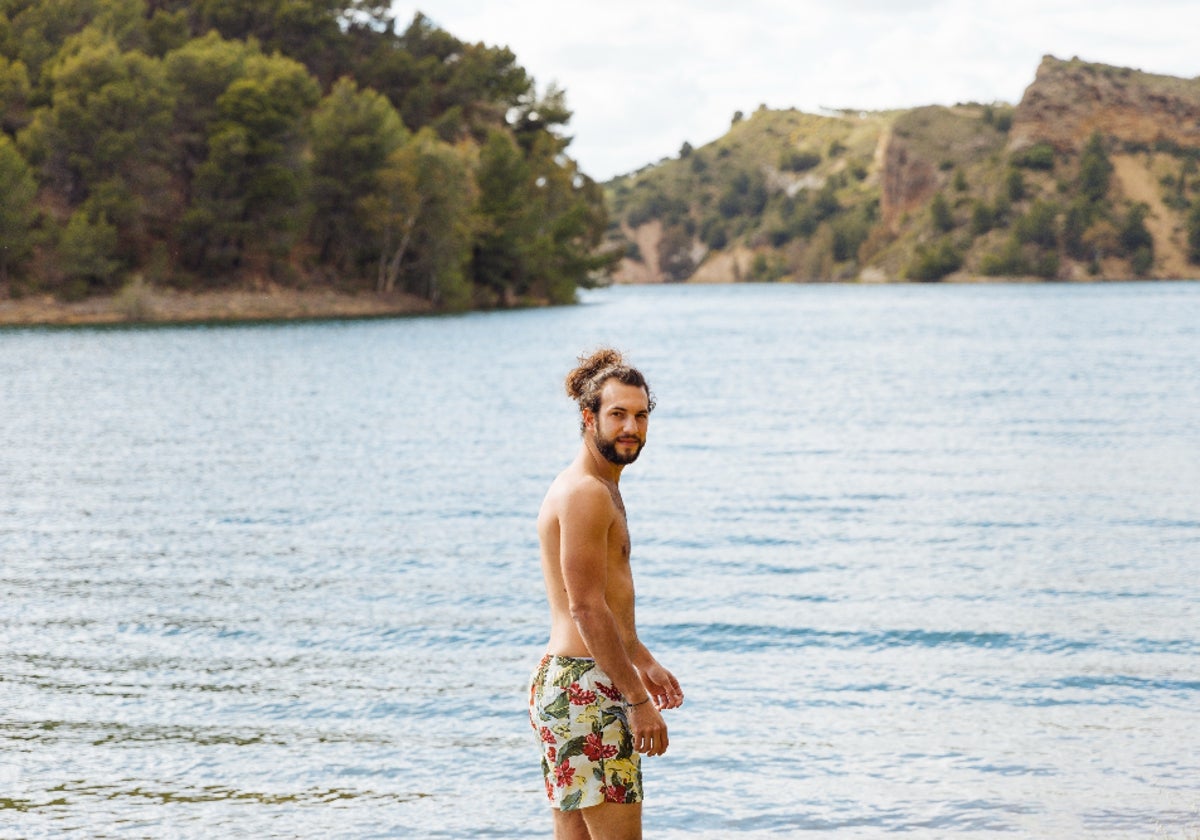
(2, 281), (1198, 838)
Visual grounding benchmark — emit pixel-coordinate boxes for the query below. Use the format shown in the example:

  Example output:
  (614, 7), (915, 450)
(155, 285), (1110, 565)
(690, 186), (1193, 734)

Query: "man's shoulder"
(548, 468), (614, 513)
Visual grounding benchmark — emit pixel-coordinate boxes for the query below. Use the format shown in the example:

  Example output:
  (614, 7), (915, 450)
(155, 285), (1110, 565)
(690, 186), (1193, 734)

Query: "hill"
(606, 56), (1200, 283)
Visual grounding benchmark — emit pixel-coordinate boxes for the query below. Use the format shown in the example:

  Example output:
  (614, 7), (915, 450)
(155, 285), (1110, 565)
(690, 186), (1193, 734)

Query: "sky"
(389, 1), (1200, 182)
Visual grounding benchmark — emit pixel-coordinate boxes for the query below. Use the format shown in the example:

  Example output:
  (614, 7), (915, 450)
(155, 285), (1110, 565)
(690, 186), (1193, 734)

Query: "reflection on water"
(2, 282), (1199, 838)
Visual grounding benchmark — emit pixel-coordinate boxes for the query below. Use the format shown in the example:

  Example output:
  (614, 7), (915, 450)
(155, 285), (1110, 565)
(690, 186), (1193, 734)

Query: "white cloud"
(390, 1), (1200, 180)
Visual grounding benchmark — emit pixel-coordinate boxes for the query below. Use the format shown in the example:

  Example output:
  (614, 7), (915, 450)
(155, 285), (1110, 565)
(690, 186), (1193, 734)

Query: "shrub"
(1118, 204), (1153, 255)
(1130, 246), (1153, 276)
(969, 200), (995, 236)
(906, 239), (962, 281)
(1187, 203), (1200, 264)
(1015, 200), (1059, 249)
(980, 236), (1028, 277)
(1078, 133), (1113, 203)
(930, 193), (954, 232)
(1005, 169), (1026, 202)
(780, 150), (821, 172)
(1012, 143), (1056, 170)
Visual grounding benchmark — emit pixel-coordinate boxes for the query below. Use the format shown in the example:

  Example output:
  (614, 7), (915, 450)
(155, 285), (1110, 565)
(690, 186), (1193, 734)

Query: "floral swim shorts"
(528, 654), (643, 811)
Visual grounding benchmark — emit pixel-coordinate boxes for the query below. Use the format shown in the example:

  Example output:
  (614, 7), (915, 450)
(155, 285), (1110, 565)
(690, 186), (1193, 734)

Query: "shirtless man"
(528, 348), (684, 840)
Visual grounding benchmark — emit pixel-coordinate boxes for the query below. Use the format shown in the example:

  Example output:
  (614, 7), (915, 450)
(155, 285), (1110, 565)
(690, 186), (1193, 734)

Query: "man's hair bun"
(564, 347), (654, 433)
(565, 347), (625, 400)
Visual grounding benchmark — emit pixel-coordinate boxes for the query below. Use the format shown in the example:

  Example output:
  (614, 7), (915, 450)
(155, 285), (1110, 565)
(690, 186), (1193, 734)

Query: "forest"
(0, 0), (611, 308)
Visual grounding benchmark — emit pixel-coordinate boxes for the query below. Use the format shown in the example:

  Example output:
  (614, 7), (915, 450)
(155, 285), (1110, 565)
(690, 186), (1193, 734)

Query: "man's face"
(588, 381), (650, 465)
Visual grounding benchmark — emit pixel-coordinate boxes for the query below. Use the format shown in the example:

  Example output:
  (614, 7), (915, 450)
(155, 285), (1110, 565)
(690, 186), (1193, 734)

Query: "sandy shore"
(0, 285), (435, 327)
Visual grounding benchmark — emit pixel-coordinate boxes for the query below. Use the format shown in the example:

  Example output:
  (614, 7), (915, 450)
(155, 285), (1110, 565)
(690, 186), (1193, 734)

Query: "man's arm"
(559, 481), (670, 756)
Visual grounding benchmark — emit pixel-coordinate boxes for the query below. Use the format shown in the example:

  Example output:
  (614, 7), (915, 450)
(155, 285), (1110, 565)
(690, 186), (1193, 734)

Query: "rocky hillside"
(606, 56), (1200, 283)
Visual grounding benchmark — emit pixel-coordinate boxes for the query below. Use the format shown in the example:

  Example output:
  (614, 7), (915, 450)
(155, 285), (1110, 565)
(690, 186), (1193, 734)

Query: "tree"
(1188, 202), (1200, 265)
(361, 127), (476, 307)
(907, 238), (961, 281)
(1078, 132), (1112, 204)
(308, 76), (407, 277)
(0, 56), (31, 132)
(179, 51), (320, 277)
(930, 192), (954, 232)
(1015, 200), (1058, 249)
(471, 128), (531, 300)
(19, 29), (177, 269)
(0, 135), (38, 284)
(57, 207), (120, 296)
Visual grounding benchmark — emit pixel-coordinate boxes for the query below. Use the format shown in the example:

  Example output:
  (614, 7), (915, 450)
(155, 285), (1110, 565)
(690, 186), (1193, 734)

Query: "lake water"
(2, 281), (1198, 839)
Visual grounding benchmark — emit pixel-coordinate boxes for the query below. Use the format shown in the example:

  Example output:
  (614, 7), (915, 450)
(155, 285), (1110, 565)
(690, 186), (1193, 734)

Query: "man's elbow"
(568, 599), (606, 627)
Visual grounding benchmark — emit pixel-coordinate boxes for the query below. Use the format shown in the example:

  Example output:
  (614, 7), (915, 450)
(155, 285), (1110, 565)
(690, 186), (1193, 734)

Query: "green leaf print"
(552, 659), (596, 688)
(616, 727), (634, 760)
(561, 789), (583, 810)
(543, 690), (570, 720)
(558, 735), (588, 762)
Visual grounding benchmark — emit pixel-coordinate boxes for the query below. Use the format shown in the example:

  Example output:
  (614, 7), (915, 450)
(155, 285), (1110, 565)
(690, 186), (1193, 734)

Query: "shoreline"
(0, 285), (436, 328)
(4, 275), (1193, 328)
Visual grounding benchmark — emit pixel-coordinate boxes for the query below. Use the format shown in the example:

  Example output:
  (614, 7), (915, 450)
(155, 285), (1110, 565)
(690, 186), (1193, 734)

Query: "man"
(528, 348), (684, 840)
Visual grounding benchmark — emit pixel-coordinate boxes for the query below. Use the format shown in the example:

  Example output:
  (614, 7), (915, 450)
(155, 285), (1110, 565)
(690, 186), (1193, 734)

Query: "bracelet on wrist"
(626, 695), (652, 708)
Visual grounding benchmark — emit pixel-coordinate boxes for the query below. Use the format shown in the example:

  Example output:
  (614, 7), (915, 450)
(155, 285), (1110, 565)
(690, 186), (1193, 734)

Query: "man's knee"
(579, 801), (643, 840)
(553, 807), (592, 840)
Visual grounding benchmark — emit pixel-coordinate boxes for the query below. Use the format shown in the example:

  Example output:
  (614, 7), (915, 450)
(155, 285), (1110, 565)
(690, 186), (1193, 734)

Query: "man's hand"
(640, 662), (684, 710)
(628, 702), (669, 756)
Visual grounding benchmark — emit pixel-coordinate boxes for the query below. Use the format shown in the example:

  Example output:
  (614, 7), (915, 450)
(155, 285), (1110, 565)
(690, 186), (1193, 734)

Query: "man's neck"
(582, 439), (623, 485)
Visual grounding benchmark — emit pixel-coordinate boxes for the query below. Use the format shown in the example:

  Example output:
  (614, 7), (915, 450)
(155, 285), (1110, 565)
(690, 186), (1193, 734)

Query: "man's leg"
(579, 802), (642, 840)
(553, 808), (592, 840)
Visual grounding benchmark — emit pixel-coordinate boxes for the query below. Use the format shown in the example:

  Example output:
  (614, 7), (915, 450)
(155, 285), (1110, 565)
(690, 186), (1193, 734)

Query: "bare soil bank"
(0, 285), (435, 328)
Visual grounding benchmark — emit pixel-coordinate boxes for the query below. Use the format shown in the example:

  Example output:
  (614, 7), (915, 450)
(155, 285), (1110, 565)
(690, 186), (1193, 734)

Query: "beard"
(594, 427), (644, 465)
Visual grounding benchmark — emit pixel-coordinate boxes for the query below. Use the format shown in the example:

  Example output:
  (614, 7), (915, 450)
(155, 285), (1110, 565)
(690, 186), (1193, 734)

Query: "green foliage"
(309, 76), (407, 275)
(0, 55), (32, 132)
(930, 192), (954, 232)
(979, 236), (1028, 277)
(1005, 169), (1026, 202)
(779, 149), (820, 172)
(1118, 203), (1153, 254)
(831, 202), (876, 262)
(1014, 200), (1058, 249)
(0, 134), (38, 283)
(1077, 132), (1113, 203)
(717, 170), (767, 219)
(362, 127), (476, 306)
(1011, 142), (1056, 170)
(969, 200), (994, 236)
(749, 251), (786, 281)
(1188, 202), (1200, 265)
(5, 1), (603, 306)
(58, 207), (120, 294)
(180, 51), (320, 277)
(906, 239), (961, 281)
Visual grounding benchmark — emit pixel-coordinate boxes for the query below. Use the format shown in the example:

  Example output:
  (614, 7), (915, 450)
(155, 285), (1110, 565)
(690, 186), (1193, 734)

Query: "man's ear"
(581, 407), (595, 431)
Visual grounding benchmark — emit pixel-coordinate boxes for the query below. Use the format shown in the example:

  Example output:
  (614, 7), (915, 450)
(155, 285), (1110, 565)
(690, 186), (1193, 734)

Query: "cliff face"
(1011, 56), (1200, 152)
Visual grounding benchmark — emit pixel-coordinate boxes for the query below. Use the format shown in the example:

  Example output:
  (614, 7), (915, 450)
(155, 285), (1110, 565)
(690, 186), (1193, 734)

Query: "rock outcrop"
(1011, 56), (1200, 152)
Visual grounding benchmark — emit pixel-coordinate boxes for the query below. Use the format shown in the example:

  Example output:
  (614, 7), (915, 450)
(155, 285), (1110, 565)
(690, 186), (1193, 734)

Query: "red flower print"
(544, 777), (554, 800)
(595, 681), (622, 701)
(547, 746), (556, 762)
(539, 726), (556, 744)
(568, 683), (597, 705)
(582, 732), (618, 761)
(604, 783), (627, 803)
(554, 761), (575, 788)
